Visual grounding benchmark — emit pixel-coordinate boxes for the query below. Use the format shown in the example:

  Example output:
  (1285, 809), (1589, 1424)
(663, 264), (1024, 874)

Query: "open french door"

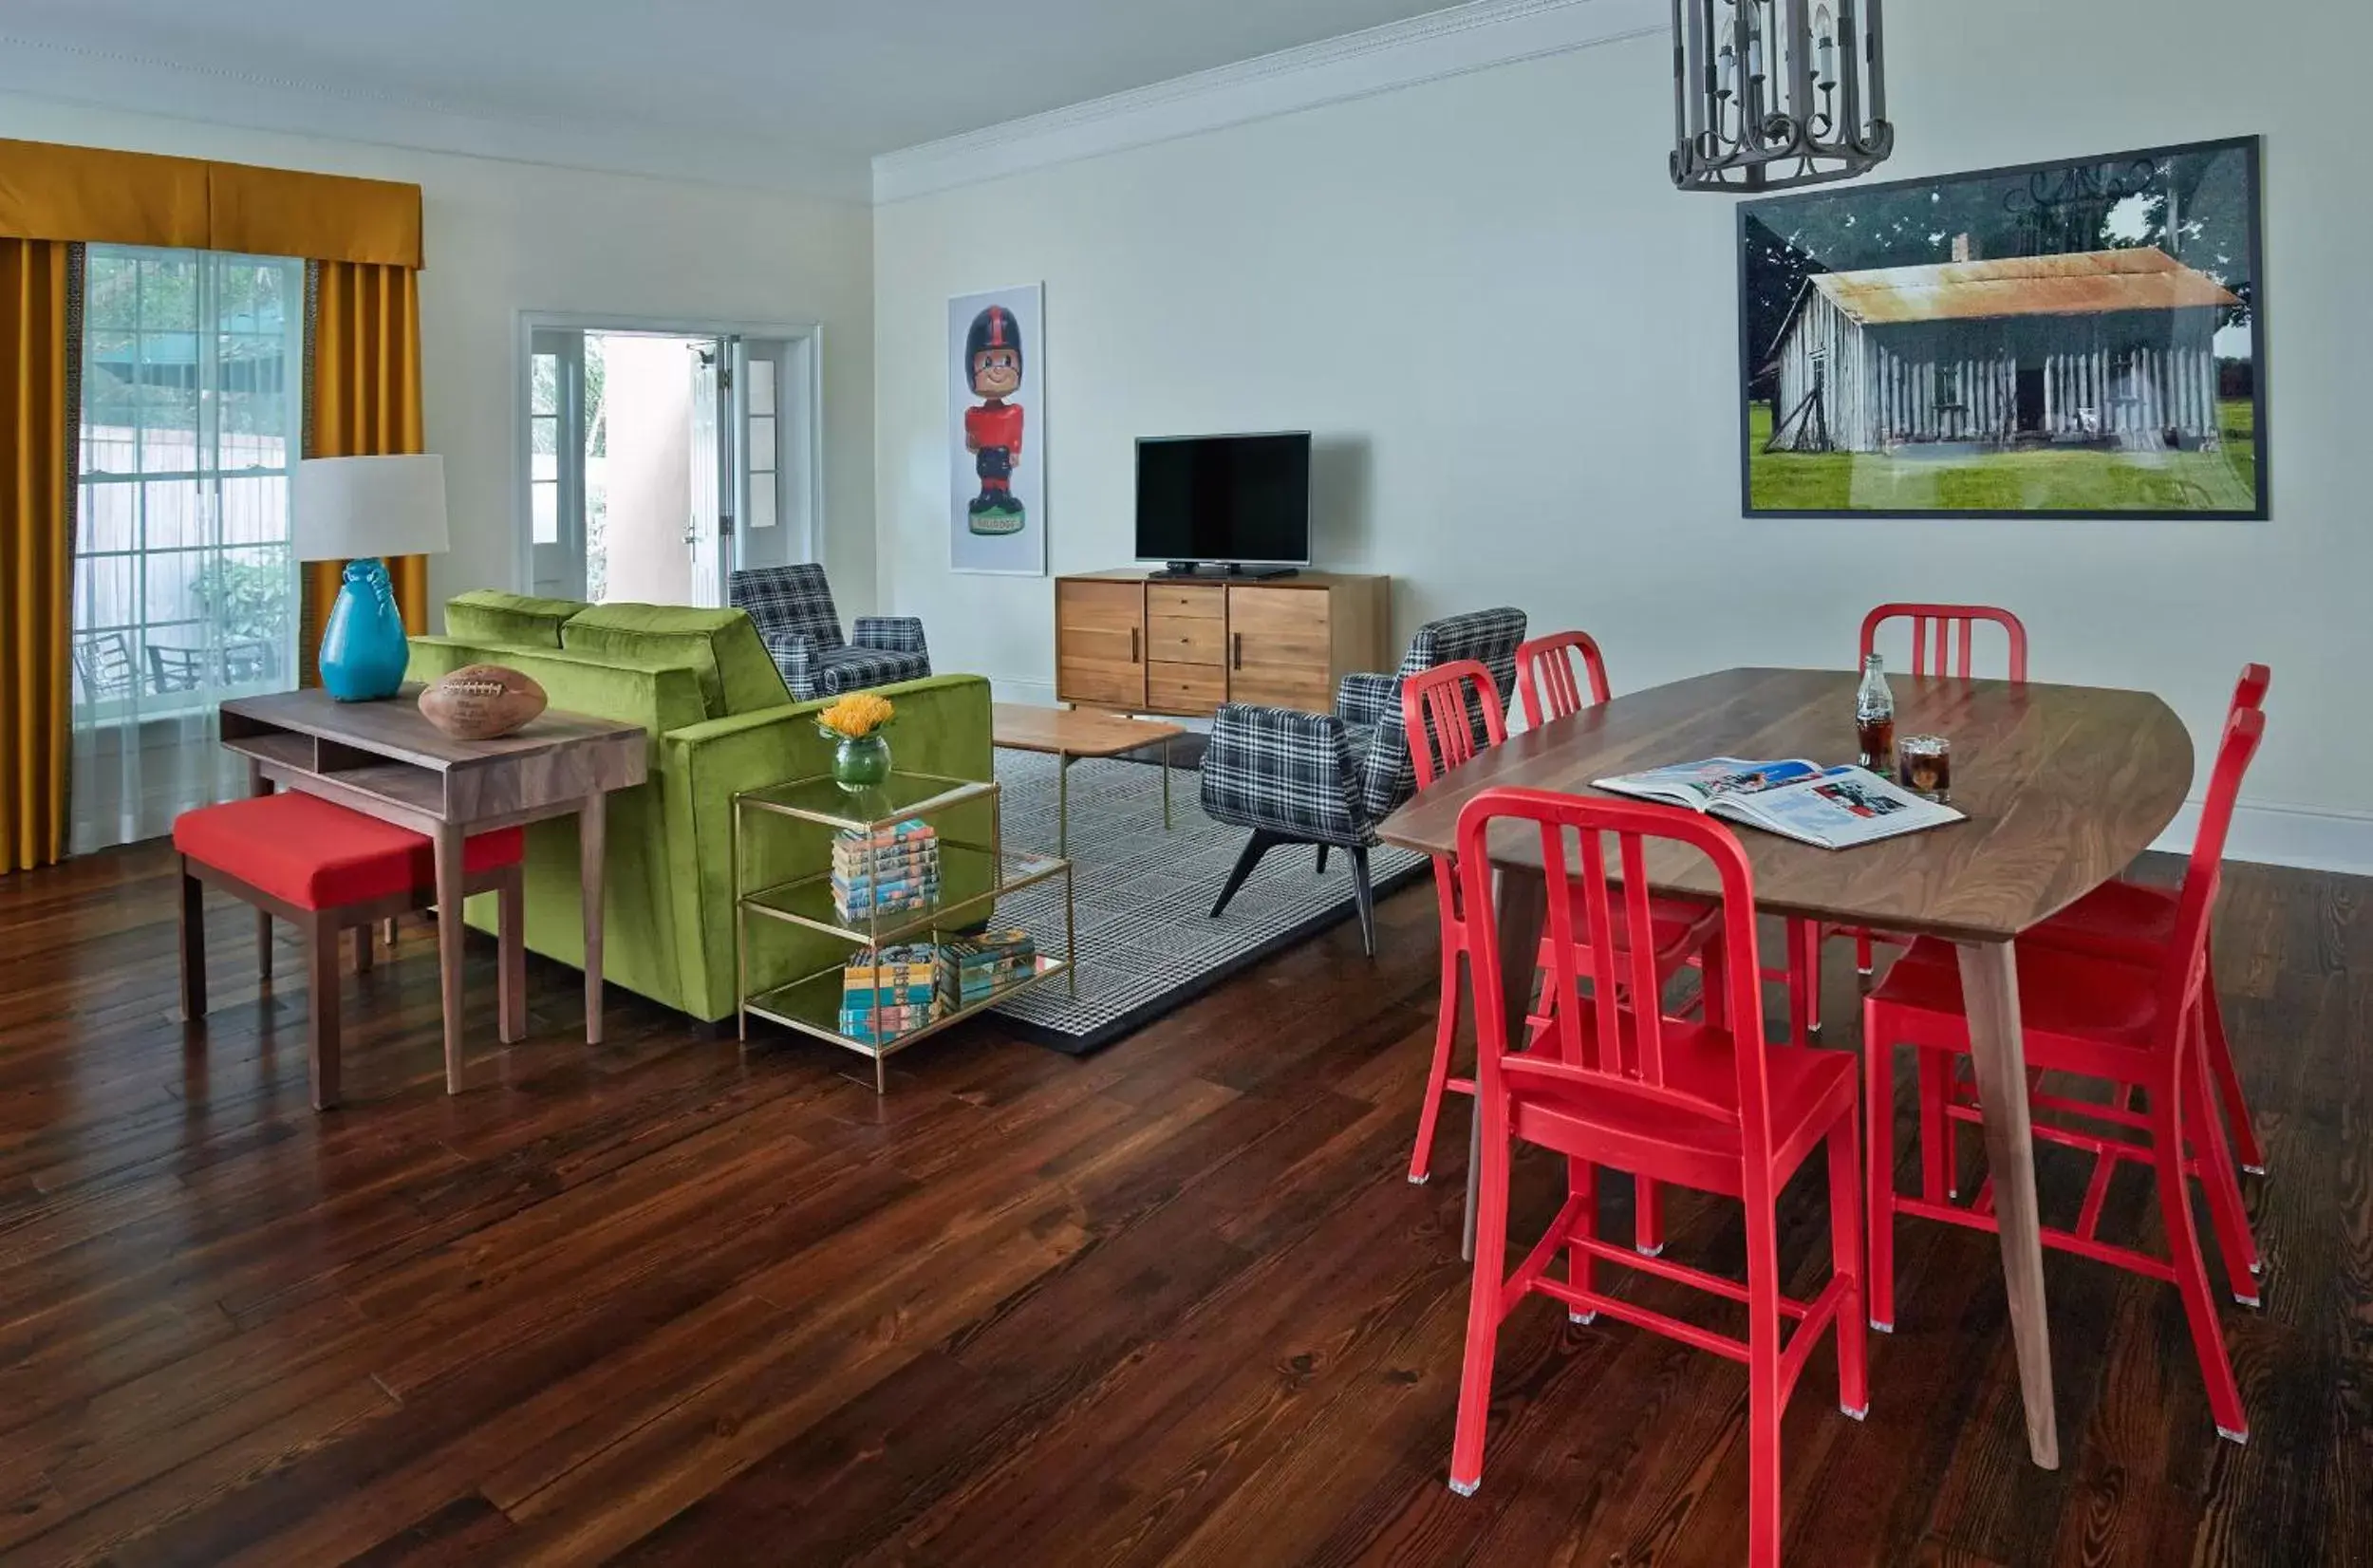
(686, 340), (734, 608)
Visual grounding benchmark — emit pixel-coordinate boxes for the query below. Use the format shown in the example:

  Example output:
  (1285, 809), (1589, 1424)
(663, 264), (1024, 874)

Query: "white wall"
(873, 0), (2373, 865)
(0, 92), (876, 622)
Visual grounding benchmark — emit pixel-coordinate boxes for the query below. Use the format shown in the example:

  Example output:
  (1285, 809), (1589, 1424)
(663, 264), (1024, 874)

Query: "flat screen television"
(1134, 432), (1311, 576)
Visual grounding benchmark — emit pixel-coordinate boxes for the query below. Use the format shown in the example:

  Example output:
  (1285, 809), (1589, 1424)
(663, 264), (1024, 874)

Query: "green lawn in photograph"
(1745, 400), (2261, 513)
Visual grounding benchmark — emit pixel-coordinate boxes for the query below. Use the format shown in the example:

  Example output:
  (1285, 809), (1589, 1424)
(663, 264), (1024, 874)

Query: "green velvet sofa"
(407, 590), (995, 1025)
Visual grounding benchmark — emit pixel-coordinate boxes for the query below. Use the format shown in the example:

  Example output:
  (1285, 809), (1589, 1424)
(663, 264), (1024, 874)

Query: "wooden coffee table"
(992, 703), (1186, 855)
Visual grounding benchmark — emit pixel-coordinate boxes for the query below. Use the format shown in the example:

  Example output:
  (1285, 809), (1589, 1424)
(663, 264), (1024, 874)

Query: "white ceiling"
(0, 0), (1466, 199)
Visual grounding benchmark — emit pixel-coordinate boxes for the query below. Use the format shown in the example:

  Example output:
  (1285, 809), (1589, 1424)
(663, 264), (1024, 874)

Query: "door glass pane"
(746, 415), (776, 475)
(533, 480), (558, 545)
(748, 482), (776, 532)
(533, 352), (559, 417)
(748, 358), (776, 417)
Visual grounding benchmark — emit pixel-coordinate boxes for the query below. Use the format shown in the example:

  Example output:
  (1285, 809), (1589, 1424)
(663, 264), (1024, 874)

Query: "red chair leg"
(1411, 944), (1463, 1185)
(178, 858), (208, 1023)
(1863, 1002), (1897, 1333)
(2186, 1017), (2261, 1300)
(2154, 1083), (2249, 1444)
(1566, 1158), (1598, 1322)
(1448, 1113), (1511, 1495)
(1785, 920), (1812, 1044)
(1744, 1204), (1786, 1568)
(1828, 1117), (1871, 1416)
(1800, 918), (1823, 1036)
(1917, 1049), (1953, 1202)
(1855, 929), (1875, 977)
(2201, 969), (2265, 1175)
(1635, 1175), (1665, 1258)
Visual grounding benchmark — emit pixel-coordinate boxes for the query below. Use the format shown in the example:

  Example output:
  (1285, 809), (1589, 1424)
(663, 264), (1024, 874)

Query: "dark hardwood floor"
(0, 841), (2364, 1566)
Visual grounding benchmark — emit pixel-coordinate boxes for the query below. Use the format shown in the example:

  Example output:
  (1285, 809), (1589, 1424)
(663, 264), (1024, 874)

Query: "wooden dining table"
(1376, 665), (2195, 1471)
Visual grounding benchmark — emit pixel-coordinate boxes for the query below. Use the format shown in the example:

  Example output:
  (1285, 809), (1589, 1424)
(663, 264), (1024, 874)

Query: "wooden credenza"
(1054, 569), (1392, 718)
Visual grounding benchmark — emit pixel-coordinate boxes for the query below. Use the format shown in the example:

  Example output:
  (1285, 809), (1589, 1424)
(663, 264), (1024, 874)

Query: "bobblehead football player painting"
(963, 305), (1027, 536)
(947, 285), (1045, 573)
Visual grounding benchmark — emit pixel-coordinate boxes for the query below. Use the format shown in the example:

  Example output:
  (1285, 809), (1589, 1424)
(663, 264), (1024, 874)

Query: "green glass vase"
(831, 733), (892, 793)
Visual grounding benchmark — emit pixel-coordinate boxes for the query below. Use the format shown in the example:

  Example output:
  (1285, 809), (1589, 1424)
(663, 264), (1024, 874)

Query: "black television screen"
(1134, 433), (1311, 566)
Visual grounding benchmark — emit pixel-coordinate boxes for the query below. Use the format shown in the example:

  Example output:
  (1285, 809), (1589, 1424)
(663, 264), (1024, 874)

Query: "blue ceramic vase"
(318, 557), (410, 702)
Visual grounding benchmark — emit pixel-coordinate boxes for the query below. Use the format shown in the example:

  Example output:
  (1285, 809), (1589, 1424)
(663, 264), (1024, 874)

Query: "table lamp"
(292, 455), (450, 702)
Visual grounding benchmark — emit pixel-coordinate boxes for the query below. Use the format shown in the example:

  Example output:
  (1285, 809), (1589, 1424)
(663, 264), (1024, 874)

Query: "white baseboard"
(988, 676), (1059, 706)
(2150, 800), (2373, 877)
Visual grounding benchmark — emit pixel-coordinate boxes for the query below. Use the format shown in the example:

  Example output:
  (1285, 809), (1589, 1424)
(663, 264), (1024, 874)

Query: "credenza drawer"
(1146, 614), (1224, 665)
(1146, 661), (1225, 714)
(1147, 585), (1224, 620)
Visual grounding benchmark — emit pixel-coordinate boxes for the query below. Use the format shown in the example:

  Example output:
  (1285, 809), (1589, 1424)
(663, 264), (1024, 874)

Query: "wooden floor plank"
(0, 841), (2363, 1565)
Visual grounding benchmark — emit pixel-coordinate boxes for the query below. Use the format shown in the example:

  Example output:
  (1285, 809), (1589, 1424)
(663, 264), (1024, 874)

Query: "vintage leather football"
(419, 664), (547, 740)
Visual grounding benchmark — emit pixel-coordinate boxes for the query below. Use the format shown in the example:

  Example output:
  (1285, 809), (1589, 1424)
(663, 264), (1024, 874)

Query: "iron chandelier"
(1671, 0), (1894, 191)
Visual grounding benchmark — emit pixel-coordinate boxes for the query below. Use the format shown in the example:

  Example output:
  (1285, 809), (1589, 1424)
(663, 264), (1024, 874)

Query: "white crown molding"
(872, 0), (1665, 204)
(0, 33), (872, 205)
(2152, 799), (2373, 878)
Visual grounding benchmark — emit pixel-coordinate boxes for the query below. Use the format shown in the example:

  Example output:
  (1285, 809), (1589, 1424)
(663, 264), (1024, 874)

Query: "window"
(746, 355), (778, 533)
(1934, 364), (1963, 411)
(72, 244), (305, 850)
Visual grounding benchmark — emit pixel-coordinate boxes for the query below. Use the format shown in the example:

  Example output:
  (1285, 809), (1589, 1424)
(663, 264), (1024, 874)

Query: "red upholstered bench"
(174, 792), (526, 1109)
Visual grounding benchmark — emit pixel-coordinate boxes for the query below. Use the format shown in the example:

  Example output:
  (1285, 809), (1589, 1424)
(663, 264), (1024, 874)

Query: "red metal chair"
(1402, 662), (1722, 1236)
(1513, 629), (1610, 729)
(1862, 706), (2266, 1445)
(1447, 787), (1867, 1568)
(1519, 629), (1821, 1056)
(1809, 604), (2032, 1035)
(2011, 663), (2270, 1177)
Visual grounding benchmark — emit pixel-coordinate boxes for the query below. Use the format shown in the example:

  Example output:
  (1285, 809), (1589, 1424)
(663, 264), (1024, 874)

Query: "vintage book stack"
(831, 818), (942, 924)
(938, 929), (1038, 1010)
(839, 943), (944, 1043)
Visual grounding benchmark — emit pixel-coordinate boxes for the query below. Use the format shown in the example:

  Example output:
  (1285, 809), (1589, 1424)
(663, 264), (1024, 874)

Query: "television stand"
(1149, 561), (1299, 581)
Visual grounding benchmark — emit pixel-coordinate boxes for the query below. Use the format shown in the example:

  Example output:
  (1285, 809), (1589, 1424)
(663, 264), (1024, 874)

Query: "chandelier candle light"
(1671, 0), (1892, 191)
(292, 456), (452, 702)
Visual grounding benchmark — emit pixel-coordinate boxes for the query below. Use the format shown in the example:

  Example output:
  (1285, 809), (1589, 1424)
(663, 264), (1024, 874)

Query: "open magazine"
(1593, 756), (1964, 850)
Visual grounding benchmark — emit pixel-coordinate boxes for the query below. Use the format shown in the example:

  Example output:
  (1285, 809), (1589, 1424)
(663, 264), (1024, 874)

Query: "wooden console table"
(1053, 569), (1391, 718)
(217, 687), (647, 1092)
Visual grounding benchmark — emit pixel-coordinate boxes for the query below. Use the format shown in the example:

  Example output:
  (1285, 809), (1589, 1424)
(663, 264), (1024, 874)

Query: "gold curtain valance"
(0, 140), (421, 269)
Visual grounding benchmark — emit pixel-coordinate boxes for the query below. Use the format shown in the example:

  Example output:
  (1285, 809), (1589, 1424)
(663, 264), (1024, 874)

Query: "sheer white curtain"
(70, 246), (306, 853)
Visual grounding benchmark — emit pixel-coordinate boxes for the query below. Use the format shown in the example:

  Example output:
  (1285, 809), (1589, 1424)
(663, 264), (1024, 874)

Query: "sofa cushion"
(559, 604), (791, 719)
(445, 590), (586, 649)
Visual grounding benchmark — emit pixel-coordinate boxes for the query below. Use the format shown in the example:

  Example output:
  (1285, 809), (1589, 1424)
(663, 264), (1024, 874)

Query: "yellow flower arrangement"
(816, 692), (896, 740)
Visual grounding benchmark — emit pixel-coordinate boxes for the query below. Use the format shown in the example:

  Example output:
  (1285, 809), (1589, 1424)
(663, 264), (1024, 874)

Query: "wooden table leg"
(1956, 937), (2061, 1470)
(497, 864), (527, 1044)
(1466, 865), (1547, 1263)
(247, 761), (273, 980)
(434, 821), (467, 1094)
(580, 793), (607, 1047)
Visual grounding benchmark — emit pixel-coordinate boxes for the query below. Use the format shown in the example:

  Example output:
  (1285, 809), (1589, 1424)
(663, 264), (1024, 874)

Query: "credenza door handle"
(1231, 632), (1243, 671)
(1130, 627), (1140, 664)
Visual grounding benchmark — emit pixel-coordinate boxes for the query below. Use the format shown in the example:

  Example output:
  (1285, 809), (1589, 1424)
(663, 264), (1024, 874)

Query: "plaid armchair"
(1202, 607), (1526, 955)
(729, 564), (930, 701)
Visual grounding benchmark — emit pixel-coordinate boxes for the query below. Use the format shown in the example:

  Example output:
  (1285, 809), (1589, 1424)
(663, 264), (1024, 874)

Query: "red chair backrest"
(1403, 660), (1507, 790)
(2163, 706), (2265, 1024)
(2231, 662), (2270, 715)
(1859, 603), (2029, 682)
(1515, 631), (1612, 729)
(1455, 787), (1776, 1161)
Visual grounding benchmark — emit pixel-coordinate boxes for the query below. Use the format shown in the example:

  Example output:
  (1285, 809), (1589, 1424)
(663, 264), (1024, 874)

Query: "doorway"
(2016, 365), (2046, 434)
(521, 319), (818, 607)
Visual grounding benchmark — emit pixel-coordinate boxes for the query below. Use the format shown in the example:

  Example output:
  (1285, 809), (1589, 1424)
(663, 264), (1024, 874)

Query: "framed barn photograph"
(1739, 137), (2266, 519)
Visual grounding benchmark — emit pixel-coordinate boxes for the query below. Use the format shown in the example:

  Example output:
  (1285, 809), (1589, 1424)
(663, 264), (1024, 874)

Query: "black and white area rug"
(984, 747), (1427, 1055)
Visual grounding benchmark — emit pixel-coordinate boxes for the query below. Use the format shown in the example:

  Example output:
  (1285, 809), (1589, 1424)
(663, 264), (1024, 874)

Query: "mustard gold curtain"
(0, 239), (73, 872)
(300, 260), (427, 687)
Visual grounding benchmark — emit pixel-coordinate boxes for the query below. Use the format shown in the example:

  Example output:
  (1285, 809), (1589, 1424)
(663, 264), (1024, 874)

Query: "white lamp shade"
(292, 455), (451, 562)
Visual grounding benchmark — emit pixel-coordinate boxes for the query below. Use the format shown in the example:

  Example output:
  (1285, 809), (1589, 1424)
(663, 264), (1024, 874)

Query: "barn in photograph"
(1765, 246), (2239, 454)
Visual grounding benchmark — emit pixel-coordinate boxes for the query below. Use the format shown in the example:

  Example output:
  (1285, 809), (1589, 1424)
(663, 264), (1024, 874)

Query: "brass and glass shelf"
(732, 769), (1074, 1092)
